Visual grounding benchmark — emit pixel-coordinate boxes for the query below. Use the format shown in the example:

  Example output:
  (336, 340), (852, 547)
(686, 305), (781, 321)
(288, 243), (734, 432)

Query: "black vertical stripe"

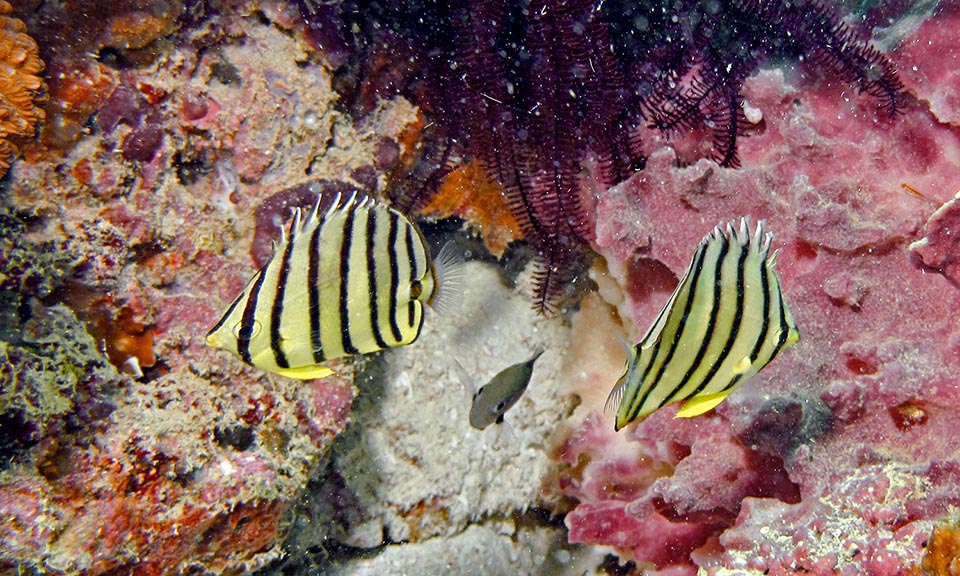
(387, 212), (403, 342)
(681, 237), (748, 399)
(776, 281), (791, 347)
(655, 234), (729, 405)
(238, 267), (269, 365)
(410, 306), (426, 344)
(269, 226), (298, 369)
(339, 203), (360, 355)
(717, 253), (772, 394)
(767, 273), (793, 361)
(308, 211), (324, 363)
(366, 208), (389, 349)
(206, 290), (245, 337)
(743, 254), (772, 363)
(405, 223), (418, 329)
(627, 242), (709, 419)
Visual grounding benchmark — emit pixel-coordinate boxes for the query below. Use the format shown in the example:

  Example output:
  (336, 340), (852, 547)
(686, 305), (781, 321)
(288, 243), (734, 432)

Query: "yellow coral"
(924, 522), (960, 575)
(0, 0), (44, 177)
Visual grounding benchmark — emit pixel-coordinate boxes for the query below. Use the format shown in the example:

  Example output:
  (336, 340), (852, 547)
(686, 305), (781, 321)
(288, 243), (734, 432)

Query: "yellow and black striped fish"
(206, 192), (460, 380)
(606, 218), (799, 431)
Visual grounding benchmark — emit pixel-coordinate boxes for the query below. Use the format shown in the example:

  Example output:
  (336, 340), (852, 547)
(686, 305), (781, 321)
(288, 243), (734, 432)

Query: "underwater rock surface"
(0, 4), (391, 573)
(272, 260), (577, 572)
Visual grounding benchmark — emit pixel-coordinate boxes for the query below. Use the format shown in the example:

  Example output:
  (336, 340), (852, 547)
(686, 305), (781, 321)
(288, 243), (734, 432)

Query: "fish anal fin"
(787, 326), (800, 345)
(676, 391), (731, 418)
(275, 365), (334, 380)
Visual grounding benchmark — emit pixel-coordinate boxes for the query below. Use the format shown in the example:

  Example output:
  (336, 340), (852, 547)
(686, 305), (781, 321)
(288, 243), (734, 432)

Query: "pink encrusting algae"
(551, 4), (960, 573)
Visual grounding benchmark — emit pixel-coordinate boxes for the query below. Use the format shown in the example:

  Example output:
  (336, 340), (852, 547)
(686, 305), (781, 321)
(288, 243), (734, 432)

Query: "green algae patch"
(0, 303), (122, 454)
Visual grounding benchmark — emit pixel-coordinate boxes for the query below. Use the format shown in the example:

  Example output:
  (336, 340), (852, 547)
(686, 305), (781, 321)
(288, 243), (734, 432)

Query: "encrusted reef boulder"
(551, 14), (960, 573)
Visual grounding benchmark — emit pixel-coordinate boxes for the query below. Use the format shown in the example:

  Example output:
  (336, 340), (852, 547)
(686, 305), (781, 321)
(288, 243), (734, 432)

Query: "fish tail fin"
(429, 241), (465, 315)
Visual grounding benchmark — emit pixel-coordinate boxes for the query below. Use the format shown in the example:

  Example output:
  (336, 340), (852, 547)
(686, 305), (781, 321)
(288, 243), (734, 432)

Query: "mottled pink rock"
(567, 500), (713, 570)
(251, 181), (358, 267)
(898, 3), (960, 125)
(910, 191), (960, 286)
(561, 8), (960, 573)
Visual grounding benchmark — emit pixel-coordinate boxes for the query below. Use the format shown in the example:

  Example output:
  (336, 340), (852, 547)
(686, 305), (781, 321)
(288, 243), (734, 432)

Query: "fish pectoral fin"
(427, 240), (465, 314)
(675, 391), (731, 418)
(274, 365), (334, 380)
(733, 356), (753, 375)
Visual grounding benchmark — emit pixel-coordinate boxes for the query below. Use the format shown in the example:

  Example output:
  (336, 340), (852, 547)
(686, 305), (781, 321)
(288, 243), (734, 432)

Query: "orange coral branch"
(422, 160), (522, 257)
(0, 0), (45, 177)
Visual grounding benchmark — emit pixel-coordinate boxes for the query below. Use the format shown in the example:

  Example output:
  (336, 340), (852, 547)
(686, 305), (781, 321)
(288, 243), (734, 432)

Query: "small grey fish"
(465, 347), (544, 430)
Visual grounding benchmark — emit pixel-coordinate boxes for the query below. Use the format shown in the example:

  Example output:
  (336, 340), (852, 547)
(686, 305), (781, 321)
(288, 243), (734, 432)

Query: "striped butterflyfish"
(205, 192), (461, 380)
(606, 218), (799, 431)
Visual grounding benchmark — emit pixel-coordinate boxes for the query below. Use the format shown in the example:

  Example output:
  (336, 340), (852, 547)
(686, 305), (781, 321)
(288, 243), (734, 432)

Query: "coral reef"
(0, 0), (955, 574)
(0, 303), (122, 464)
(0, 0), (44, 177)
(420, 161), (522, 257)
(0, 5), (414, 574)
(910, 191), (960, 287)
(551, 8), (960, 573)
(923, 519), (960, 575)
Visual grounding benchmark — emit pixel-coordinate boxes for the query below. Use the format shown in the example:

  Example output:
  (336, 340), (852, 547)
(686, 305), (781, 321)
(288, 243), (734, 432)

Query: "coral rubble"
(290, 261), (572, 549)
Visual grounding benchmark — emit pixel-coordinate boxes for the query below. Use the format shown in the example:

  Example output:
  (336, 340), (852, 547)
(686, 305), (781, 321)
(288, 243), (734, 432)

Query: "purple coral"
(293, 0), (906, 312)
(98, 83), (165, 162)
(625, 0), (907, 167)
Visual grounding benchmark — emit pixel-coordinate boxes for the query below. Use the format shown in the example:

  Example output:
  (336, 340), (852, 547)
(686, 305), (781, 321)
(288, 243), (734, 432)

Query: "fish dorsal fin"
(528, 346), (545, 365)
(675, 390), (731, 418)
(298, 191), (343, 231)
(429, 241), (465, 315)
(637, 239), (710, 350)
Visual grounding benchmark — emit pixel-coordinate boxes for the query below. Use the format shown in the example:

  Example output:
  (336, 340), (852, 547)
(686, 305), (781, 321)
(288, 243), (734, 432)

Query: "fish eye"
(495, 400), (506, 412)
(232, 320), (261, 340)
(410, 279), (423, 299)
